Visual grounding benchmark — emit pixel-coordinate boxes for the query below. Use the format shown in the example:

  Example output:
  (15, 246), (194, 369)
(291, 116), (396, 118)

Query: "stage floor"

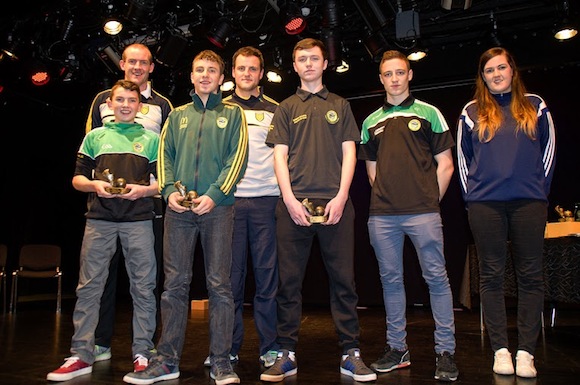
(1, 297), (579, 384)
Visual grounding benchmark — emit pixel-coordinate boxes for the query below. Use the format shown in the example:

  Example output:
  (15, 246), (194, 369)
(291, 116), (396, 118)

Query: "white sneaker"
(516, 350), (537, 378)
(493, 348), (514, 375)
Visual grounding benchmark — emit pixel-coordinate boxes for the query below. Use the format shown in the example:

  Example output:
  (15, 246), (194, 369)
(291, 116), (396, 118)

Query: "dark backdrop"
(1, 61), (578, 309)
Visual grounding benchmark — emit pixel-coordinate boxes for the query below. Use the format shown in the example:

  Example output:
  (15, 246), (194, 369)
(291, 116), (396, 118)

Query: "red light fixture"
(281, 2), (306, 35)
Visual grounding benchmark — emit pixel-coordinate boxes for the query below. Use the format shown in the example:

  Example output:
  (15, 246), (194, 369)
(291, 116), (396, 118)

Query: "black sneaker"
(340, 348), (377, 382)
(371, 346), (411, 373)
(435, 351), (459, 382)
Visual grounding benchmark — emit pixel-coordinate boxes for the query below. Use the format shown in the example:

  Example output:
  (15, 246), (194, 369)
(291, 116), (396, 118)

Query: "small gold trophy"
(302, 198), (327, 224)
(174, 181), (198, 207)
(103, 169), (129, 194)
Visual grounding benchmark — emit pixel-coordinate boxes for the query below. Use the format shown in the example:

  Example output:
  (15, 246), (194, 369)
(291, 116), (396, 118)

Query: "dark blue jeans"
(155, 206), (235, 366)
(230, 196), (279, 357)
(467, 200), (547, 353)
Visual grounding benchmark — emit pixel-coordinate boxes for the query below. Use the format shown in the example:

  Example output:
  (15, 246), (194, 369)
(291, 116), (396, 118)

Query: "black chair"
(10, 244), (62, 313)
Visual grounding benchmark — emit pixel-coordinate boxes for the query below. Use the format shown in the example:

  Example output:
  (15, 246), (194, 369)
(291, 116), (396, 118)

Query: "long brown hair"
(474, 47), (537, 142)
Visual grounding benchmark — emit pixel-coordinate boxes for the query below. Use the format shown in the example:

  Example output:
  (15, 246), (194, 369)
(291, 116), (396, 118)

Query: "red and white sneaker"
(47, 356), (92, 381)
(133, 354), (149, 372)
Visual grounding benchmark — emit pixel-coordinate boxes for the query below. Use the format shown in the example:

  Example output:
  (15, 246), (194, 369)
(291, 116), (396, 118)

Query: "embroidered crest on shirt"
(217, 116), (228, 128)
(140, 105), (149, 115)
(408, 119), (421, 131)
(133, 142), (144, 153)
(255, 112), (265, 122)
(325, 110), (339, 124)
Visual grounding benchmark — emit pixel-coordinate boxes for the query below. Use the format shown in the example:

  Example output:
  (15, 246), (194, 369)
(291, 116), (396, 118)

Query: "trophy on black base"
(103, 169), (129, 194)
(302, 198), (327, 224)
(174, 181), (198, 208)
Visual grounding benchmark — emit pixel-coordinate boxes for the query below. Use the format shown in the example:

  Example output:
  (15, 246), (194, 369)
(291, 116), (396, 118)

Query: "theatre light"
(554, 0), (578, 40)
(407, 44), (427, 61)
(221, 80), (235, 92)
(103, 18), (123, 35)
(207, 18), (233, 49)
(266, 70), (282, 83)
(126, 0), (157, 26)
(156, 32), (188, 68)
(102, 1), (123, 35)
(280, 2), (307, 35)
(30, 62), (51, 86)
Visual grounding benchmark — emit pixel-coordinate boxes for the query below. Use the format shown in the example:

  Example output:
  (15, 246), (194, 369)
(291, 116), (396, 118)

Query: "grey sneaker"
(259, 350), (278, 368)
(94, 345), (111, 362)
(210, 358), (240, 385)
(203, 354), (238, 367)
(122, 359), (179, 384)
(260, 349), (297, 382)
(340, 348), (377, 382)
(435, 351), (459, 382)
(371, 346), (411, 373)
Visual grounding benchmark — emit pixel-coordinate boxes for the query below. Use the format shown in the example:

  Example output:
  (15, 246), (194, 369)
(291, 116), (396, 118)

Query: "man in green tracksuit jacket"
(124, 50), (248, 385)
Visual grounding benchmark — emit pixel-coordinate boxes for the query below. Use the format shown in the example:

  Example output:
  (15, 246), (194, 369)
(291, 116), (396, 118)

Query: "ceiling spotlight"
(221, 80), (235, 92)
(102, 1), (123, 35)
(156, 33), (188, 68)
(103, 18), (123, 35)
(335, 60), (350, 73)
(126, 0), (157, 25)
(364, 32), (389, 63)
(280, 2), (307, 35)
(554, 0), (578, 40)
(407, 49), (427, 61)
(207, 18), (233, 49)
(407, 40), (427, 61)
(554, 26), (578, 40)
(1, 43), (20, 61)
(30, 62), (51, 86)
(266, 70), (282, 83)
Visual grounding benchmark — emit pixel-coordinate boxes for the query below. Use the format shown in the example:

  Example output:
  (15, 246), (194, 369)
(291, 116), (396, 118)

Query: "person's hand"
(94, 180), (114, 198)
(118, 184), (146, 201)
(191, 195), (216, 215)
(167, 191), (190, 213)
(286, 198), (311, 227)
(322, 195), (346, 225)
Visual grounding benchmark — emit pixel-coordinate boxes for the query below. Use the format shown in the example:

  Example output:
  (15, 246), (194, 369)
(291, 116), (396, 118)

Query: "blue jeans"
(467, 200), (546, 353)
(231, 196), (279, 357)
(71, 219), (157, 363)
(368, 213), (456, 354)
(155, 206), (235, 366)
